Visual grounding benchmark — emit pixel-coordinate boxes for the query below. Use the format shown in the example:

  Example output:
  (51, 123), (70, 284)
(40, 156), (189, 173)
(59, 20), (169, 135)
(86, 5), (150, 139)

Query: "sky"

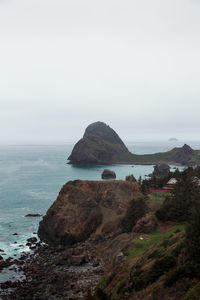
(0, 0), (200, 144)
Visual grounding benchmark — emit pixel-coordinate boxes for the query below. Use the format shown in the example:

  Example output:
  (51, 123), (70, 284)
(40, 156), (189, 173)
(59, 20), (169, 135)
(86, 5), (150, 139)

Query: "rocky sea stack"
(68, 121), (133, 165)
(153, 163), (170, 177)
(101, 169), (116, 179)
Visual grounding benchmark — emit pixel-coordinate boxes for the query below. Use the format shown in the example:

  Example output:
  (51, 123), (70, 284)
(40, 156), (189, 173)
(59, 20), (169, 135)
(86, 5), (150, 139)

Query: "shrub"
(121, 197), (147, 232)
(115, 279), (126, 294)
(146, 256), (176, 284)
(148, 248), (164, 259)
(95, 288), (108, 300)
(156, 178), (200, 222)
(184, 281), (200, 300)
(185, 200), (200, 263)
(129, 264), (145, 291)
(171, 242), (184, 257)
(164, 264), (198, 287)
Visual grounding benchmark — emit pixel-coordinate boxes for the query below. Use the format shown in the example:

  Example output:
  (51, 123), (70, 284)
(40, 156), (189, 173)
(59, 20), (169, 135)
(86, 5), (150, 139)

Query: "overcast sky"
(1, 0), (200, 144)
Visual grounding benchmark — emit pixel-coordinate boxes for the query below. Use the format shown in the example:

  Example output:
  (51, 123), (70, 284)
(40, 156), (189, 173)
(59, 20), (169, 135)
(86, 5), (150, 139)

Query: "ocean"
(0, 140), (199, 280)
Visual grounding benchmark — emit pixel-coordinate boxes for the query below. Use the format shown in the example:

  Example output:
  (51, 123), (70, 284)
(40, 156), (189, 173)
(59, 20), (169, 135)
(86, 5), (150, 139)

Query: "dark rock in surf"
(101, 169), (116, 179)
(153, 163), (170, 177)
(25, 214), (42, 217)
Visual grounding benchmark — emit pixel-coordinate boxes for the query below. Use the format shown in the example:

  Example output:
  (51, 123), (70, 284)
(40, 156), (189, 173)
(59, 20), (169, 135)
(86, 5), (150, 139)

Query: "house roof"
(166, 178), (178, 185)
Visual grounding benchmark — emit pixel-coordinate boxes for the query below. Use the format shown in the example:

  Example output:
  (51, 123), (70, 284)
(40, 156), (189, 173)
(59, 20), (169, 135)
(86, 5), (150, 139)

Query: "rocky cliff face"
(68, 121), (133, 165)
(172, 144), (195, 165)
(38, 180), (139, 246)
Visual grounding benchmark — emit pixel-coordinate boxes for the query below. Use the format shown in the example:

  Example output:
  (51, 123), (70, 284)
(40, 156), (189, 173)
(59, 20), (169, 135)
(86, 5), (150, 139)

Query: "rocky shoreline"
(0, 236), (104, 299)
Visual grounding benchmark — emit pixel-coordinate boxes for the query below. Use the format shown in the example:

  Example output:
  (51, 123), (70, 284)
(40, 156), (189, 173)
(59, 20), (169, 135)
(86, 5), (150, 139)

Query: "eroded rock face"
(68, 121), (133, 165)
(38, 180), (139, 247)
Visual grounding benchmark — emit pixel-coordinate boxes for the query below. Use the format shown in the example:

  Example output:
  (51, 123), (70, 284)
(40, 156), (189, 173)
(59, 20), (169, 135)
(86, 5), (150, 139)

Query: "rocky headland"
(38, 180), (139, 246)
(68, 122), (200, 166)
(0, 179), (141, 299)
(2, 167), (200, 299)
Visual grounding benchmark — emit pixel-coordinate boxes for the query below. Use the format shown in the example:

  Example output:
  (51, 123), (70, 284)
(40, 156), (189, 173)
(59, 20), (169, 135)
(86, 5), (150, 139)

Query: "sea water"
(0, 141), (198, 265)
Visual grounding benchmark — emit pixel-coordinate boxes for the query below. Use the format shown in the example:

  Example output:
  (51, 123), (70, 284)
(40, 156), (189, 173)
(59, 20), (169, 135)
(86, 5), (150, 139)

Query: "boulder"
(153, 163), (170, 177)
(101, 169), (116, 179)
(69, 255), (85, 266)
(114, 252), (126, 265)
(125, 174), (136, 182)
(26, 237), (37, 244)
(38, 180), (139, 247)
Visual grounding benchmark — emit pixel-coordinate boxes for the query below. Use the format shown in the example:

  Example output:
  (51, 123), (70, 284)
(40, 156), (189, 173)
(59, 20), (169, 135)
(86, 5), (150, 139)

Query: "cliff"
(38, 180), (139, 246)
(68, 122), (200, 166)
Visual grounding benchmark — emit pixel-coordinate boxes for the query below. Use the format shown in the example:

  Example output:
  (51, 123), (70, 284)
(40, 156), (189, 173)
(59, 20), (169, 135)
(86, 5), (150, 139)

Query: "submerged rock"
(38, 180), (139, 247)
(25, 214), (42, 217)
(101, 169), (116, 179)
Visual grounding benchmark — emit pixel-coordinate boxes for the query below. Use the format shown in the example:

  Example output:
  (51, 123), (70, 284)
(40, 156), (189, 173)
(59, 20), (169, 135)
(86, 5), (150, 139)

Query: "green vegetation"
(185, 200), (200, 263)
(146, 255), (176, 284)
(164, 263), (198, 287)
(113, 279), (126, 295)
(121, 197), (147, 233)
(148, 248), (164, 259)
(90, 166), (200, 300)
(128, 225), (184, 260)
(184, 281), (200, 300)
(147, 190), (169, 204)
(156, 168), (200, 222)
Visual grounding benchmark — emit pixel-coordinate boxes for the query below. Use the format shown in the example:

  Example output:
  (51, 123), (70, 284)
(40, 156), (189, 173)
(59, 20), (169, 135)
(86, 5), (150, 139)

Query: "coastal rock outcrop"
(68, 121), (133, 165)
(153, 163), (170, 177)
(101, 169), (116, 179)
(172, 144), (195, 165)
(38, 180), (139, 247)
(68, 122), (200, 166)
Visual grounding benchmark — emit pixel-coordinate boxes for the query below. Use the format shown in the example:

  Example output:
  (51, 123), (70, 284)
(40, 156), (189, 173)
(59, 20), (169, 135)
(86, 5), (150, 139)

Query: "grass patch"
(147, 191), (169, 204)
(128, 225), (184, 260)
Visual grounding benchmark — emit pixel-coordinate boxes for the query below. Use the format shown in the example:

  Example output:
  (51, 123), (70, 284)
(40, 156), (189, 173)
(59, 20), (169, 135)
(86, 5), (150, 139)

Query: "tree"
(185, 199), (200, 263)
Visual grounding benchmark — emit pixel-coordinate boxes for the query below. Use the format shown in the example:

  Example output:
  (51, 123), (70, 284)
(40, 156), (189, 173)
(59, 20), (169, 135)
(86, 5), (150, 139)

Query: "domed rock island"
(68, 121), (133, 165)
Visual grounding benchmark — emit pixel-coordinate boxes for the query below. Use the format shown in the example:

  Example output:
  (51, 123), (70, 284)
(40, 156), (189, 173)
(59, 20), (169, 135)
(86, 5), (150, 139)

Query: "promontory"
(68, 121), (200, 166)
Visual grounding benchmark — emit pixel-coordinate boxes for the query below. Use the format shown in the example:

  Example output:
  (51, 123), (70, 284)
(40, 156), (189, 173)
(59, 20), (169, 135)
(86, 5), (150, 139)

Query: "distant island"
(68, 121), (200, 166)
(168, 137), (178, 141)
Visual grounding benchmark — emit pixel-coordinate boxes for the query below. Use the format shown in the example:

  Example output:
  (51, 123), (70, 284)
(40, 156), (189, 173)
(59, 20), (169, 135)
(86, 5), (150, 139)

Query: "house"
(163, 178), (178, 191)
